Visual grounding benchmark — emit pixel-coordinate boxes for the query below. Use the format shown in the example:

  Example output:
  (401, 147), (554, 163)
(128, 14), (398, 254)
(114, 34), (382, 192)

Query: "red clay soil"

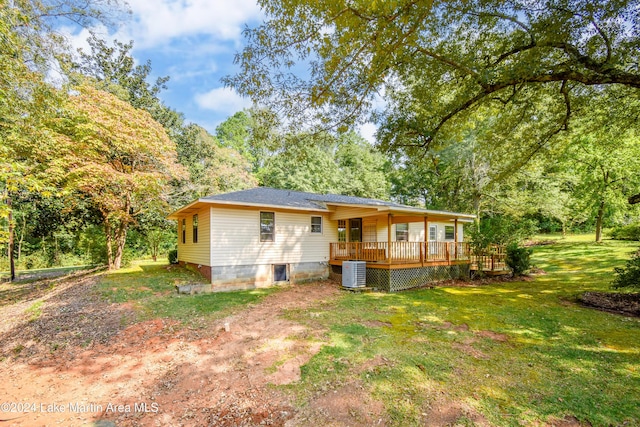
(0, 277), (343, 426)
(0, 273), (592, 427)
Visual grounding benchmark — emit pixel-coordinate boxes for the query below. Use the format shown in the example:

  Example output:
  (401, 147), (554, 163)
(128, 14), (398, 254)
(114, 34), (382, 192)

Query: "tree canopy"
(227, 0), (640, 151)
(52, 84), (184, 269)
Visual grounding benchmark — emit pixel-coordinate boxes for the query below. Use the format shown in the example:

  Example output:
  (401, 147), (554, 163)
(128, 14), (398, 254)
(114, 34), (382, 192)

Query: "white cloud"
(358, 122), (378, 144)
(59, 24), (108, 57)
(195, 86), (252, 113)
(124, 0), (263, 48)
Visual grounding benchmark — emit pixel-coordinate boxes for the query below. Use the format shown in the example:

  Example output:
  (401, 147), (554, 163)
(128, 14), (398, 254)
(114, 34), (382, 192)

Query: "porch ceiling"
(328, 207), (475, 223)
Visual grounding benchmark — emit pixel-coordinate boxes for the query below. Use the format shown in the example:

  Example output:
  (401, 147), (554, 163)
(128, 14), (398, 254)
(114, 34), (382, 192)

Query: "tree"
(257, 133), (343, 193)
(561, 128), (640, 243)
(256, 131), (391, 199)
(72, 33), (184, 136)
(175, 124), (256, 203)
(215, 108), (282, 172)
(52, 84), (184, 270)
(1, 0), (126, 279)
(227, 0), (640, 154)
(335, 132), (390, 199)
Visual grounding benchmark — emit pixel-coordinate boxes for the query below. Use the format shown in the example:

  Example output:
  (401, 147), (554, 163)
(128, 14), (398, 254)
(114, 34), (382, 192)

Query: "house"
(167, 187), (476, 292)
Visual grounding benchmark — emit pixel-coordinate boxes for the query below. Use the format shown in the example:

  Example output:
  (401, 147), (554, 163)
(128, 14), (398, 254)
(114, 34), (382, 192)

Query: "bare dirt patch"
(286, 381), (387, 426)
(362, 320), (392, 328)
(0, 277), (351, 426)
(476, 330), (509, 342)
(422, 398), (491, 427)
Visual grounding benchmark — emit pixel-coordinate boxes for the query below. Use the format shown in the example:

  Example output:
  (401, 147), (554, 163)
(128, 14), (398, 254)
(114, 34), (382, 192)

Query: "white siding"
(405, 221), (465, 242)
(176, 206), (211, 265)
(211, 207), (338, 267)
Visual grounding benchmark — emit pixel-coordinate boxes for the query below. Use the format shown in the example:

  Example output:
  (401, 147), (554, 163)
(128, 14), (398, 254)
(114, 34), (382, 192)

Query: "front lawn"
(284, 236), (640, 426)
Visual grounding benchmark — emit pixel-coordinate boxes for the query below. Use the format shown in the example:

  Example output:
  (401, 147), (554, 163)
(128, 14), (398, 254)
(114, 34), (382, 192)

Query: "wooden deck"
(330, 241), (469, 265)
(329, 242), (509, 273)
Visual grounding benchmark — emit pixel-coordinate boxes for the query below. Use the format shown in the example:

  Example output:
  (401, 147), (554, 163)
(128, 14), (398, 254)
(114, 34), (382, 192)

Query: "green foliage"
(168, 249), (178, 264)
(229, 0), (640, 146)
(612, 250), (640, 290)
(257, 131), (390, 199)
(175, 123), (256, 202)
(468, 216), (538, 251)
(609, 223), (640, 241)
(505, 243), (532, 276)
(51, 84), (185, 270)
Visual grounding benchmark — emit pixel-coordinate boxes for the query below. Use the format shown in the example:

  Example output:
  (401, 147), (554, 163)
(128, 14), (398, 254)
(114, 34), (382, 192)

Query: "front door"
(349, 218), (362, 242)
(428, 225), (438, 255)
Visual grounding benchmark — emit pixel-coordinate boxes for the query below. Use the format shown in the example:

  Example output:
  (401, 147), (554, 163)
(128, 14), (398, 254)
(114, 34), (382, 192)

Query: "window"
(350, 218), (362, 242)
(260, 212), (275, 242)
(311, 216), (322, 234)
(429, 225), (437, 241)
(338, 220), (347, 242)
(445, 225), (455, 240)
(182, 218), (186, 244)
(192, 214), (198, 243)
(273, 264), (288, 282)
(363, 224), (377, 242)
(396, 223), (409, 241)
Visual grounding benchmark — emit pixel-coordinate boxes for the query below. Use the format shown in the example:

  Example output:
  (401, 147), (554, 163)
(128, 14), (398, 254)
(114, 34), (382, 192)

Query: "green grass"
(25, 301), (44, 322)
(97, 260), (279, 325)
(284, 235), (640, 426)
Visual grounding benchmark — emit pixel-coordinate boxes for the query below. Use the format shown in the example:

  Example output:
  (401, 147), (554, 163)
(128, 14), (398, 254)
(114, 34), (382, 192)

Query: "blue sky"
(63, 0), (263, 134)
(62, 0), (377, 141)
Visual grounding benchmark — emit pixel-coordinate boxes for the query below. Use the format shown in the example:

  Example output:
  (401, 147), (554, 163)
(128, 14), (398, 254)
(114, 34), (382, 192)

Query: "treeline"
(0, 0), (390, 274)
(3, 0), (640, 276)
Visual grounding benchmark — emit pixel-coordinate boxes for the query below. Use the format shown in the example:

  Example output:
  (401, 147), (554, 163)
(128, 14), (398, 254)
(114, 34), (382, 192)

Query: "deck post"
(387, 214), (392, 264)
(454, 219), (458, 260)
(424, 215), (429, 261)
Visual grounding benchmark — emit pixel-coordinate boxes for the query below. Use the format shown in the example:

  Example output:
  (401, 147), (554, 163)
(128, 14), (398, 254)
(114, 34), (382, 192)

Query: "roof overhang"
(167, 198), (329, 220)
(168, 196), (476, 223)
(324, 201), (476, 223)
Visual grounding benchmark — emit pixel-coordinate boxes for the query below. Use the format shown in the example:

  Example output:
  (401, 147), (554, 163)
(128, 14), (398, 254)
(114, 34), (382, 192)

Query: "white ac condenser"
(342, 261), (366, 288)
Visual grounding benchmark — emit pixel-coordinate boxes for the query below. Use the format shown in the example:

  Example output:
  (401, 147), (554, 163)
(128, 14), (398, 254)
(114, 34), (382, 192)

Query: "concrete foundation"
(180, 261), (212, 282)
(196, 262), (330, 292)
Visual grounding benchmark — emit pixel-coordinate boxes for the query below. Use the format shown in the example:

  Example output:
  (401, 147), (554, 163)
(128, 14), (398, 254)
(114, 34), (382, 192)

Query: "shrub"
(609, 223), (640, 241)
(612, 249), (640, 289)
(506, 243), (532, 276)
(168, 249), (178, 264)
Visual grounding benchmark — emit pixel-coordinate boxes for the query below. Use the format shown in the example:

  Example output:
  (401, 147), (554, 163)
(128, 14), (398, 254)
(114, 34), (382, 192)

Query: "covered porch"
(329, 241), (470, 266)
(325, 205), (476, 291)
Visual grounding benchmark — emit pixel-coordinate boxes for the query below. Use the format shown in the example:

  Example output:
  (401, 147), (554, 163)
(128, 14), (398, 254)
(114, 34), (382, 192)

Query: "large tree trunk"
(104, 218), (115, 270)
(17, 214), (26, 263)
(595, 199), (605, 243)
(112, 222), (128, 270)
(8, 197), (15, 282)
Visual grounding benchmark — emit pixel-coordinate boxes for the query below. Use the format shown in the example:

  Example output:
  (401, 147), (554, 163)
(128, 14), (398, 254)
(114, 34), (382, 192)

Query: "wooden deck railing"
(470, 245), (507, 271)
(329, 241), (471, 265)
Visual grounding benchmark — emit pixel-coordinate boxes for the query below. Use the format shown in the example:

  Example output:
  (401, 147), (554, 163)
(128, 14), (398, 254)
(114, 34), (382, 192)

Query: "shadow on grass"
(283, 238), (640, 425)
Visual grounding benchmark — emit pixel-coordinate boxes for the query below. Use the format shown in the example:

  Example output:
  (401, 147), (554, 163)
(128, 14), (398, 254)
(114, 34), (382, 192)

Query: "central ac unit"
(342, 261), (366, 288)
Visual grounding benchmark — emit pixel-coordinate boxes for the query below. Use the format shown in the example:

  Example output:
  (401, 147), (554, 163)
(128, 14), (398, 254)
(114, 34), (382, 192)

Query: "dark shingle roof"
(200, 187), (409, 210)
